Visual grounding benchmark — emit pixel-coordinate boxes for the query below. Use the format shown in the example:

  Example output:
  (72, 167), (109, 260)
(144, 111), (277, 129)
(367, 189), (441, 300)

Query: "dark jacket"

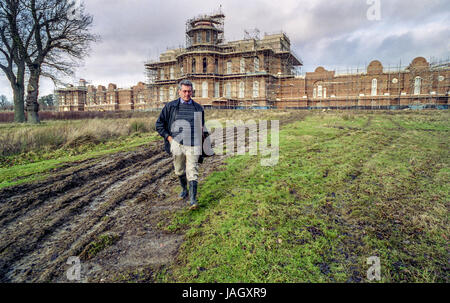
(155, 98), (205, 155)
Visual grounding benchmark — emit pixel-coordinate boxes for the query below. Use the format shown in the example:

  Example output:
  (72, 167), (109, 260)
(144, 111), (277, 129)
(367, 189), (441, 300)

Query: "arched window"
(253, 81), (259, 98)
(192, 59), (196, 73)
(203, 58), (208, 73)
(214, 58), (219, 74)
(170, 67), (174, 79)
(313, 88), (317, 98)
(254, 57), (260, 72)
(239, 81), (245, 98)
(206, 31), (211, 42)
(414, 77), (421, 95)
(225, 82), (231, 98)
(214, 82), (220, 98)
(240, 58), (245, 73)
(160, 69), (165, 80)
(159, 88), (164, 102)
(169, 87), (175, 100)
(371, 79), (377, 96)
(318, 85), (323, 98)
(227, 61), (232, 74)
(202, 81), (208, 98)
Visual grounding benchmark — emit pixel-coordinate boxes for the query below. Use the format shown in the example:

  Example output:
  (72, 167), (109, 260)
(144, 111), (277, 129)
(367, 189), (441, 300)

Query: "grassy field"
(0, 109), (448, 282)
(0, 109), (298, 188)
(0, 116), (159, 188)
(161, 110), (449, 282)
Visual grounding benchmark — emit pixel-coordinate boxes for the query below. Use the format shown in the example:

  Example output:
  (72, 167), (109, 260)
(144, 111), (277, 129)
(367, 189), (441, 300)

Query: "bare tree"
(0, 0), (27, 122)
(0, 0), (97, 123)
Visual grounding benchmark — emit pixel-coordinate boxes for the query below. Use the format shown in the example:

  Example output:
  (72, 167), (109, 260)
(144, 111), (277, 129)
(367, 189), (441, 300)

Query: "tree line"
(0, 93), (54, 110)
(0, 0), (97, 123)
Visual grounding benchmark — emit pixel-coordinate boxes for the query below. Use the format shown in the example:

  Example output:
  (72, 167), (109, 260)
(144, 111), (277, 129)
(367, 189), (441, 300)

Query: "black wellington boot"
(189, 180), (198, 210)
(178, 174), (188, 199)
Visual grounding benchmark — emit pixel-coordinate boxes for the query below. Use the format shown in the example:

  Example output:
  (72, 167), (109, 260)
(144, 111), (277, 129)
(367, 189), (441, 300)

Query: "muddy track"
(0, 112), (311, 283)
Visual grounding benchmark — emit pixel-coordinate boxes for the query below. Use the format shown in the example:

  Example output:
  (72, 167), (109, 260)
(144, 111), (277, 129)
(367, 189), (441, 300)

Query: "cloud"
(0, 0), (448, 100)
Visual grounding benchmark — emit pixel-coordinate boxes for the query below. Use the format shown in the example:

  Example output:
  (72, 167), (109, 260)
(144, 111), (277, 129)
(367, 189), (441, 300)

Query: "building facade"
(145, 12), (302, 108)
(56, 12), (449, 111)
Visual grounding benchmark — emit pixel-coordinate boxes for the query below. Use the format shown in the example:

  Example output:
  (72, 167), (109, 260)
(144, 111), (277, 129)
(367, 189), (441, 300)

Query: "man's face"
(179, 85), (193, 101)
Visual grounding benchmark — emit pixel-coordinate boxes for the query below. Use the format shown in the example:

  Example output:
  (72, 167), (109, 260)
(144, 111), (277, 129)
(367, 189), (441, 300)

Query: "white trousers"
(170, 140), (201, 182)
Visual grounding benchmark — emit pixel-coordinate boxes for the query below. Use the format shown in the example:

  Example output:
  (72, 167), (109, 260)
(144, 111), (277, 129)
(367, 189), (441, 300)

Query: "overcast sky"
(1, 0), (449, 100)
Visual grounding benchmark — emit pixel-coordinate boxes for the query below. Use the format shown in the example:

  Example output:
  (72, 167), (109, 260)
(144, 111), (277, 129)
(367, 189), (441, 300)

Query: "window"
(225, 82), (231, 98)
(313, 88), (317, 98)
(214, 82), (220, 98)
(206, 31), (210, 42)
(138, 94), (144, 104)
(371, 79), (377, 96)
(109, 95), (113, 104)
(414, 77), (421, 95)
(203, 58), (208, 73)
(197, 32), (202, 43)
(254, 57), (260, 72)
(180, 63), (184, 75)
(169, 87), (175, 100)
(323, 88), (327, 99)
(239, 81), (245, 98)
(192, 59), (196, 73)
(202, 82), (208, 98)
(214, 58), (219, 74)
(318, 85), (323, 98)
(160, 69), (165, 80)
(192, 82), (196, 97)
(227, 61), (232, 74)
(253, 81), (259, 98)
(240, 58), (245, 73)
(170, 67), (174, 79)
(159, 89), (164, 101)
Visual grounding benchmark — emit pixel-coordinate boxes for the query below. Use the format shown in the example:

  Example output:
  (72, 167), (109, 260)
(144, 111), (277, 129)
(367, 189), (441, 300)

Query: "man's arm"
(155, 104), (171, 141)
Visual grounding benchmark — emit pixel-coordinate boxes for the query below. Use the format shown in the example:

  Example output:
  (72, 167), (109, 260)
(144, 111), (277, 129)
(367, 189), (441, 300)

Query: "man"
(155, 80), (205, 210)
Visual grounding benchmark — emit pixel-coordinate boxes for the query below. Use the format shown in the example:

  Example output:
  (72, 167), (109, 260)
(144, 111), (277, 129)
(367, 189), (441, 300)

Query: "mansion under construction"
(56, 12), (449, 111)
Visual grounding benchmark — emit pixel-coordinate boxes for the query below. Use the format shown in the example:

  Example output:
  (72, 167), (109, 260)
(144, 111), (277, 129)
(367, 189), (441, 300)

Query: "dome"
(410, 57), (429, 68)
(314, 66), (326, 73)
(367, 60), (383, 74)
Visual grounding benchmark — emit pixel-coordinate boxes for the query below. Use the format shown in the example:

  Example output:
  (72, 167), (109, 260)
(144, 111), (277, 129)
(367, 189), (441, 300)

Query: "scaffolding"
(145, 11), (448, 110)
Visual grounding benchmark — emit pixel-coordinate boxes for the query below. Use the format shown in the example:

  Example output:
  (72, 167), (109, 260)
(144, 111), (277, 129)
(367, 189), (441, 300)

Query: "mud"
(0, 135), (228, 282)
(0, 112), (310, 282)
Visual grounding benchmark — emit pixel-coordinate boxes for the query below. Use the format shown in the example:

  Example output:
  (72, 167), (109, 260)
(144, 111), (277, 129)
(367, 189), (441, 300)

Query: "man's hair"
(178, 79), (193, 91)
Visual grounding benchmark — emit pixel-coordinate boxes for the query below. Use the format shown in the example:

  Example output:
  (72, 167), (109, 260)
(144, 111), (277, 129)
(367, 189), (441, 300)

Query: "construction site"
(56, 10), (449, 111)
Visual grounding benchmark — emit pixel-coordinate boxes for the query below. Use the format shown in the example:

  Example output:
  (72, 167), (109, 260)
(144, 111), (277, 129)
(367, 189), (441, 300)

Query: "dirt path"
(0, 137), (228, 282)
(0, 112), (311, 282)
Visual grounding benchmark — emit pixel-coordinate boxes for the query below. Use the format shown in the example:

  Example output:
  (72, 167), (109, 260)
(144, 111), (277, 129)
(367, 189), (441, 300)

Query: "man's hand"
(167, 136), (173, 143)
